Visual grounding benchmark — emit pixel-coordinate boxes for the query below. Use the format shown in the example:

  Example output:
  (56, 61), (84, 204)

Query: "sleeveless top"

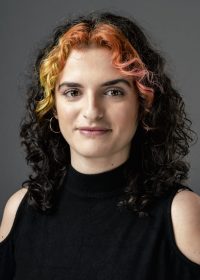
(0, 160), (200, 280)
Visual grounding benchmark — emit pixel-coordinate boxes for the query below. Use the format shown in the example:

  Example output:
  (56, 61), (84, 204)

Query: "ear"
(52, 107), (58, 119)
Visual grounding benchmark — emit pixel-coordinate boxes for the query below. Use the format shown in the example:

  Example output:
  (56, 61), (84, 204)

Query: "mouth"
(78, 128), (111, 137)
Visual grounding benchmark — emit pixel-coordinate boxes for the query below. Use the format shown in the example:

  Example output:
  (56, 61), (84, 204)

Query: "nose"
(82, 92), (104, 121)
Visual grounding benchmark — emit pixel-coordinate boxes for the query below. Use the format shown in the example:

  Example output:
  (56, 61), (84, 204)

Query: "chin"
(73, 147), (111, 158)
(80, 151), (108, 158)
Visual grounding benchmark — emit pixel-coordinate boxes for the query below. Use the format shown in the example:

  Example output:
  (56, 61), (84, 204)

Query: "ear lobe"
(52, 107), (58, 119)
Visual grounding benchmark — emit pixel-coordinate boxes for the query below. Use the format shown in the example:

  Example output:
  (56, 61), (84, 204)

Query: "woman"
(0, 11), (200, 279)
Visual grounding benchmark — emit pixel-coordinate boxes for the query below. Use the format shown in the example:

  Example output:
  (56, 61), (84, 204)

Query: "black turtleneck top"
(0, 161), (200, 279)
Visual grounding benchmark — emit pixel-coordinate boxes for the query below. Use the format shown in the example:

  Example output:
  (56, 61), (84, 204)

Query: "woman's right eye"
(63, 89), (80, 98)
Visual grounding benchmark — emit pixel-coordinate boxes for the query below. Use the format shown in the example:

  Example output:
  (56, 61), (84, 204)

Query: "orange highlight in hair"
(38, 22), (154, 119)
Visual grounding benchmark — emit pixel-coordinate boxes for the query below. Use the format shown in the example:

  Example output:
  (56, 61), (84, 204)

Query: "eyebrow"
(58, 78), (132, 90)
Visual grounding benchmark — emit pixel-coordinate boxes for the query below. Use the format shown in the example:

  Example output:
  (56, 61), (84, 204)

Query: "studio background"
(0, 0), (199, 215)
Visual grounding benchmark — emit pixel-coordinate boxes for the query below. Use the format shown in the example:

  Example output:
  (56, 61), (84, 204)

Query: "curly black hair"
(19, 11), (196, 217)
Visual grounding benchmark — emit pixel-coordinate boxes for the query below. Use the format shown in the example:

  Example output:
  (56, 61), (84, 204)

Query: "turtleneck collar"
(64, 160), (128, 198)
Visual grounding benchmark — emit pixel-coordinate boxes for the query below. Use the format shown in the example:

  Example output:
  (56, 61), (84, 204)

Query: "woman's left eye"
(106, 89), (124, 96)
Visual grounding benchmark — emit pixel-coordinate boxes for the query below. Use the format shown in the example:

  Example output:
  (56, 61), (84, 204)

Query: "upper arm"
(0, 188), (28, 243)
(171, 189), (200, 265)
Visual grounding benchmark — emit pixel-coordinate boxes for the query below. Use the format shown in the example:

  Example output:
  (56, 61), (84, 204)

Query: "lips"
(77, 126), (111, 137)
(78, 127), (111, 131)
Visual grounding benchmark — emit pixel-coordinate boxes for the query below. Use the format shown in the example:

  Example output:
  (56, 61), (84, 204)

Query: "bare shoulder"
(0, 187), (28, 243)
(171, 188), (200, 265)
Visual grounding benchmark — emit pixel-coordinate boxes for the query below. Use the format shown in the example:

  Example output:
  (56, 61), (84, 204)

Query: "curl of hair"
(20, 11), (196, 217)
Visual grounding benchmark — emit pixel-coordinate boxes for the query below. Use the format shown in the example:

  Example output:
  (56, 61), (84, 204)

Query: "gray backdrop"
(0, 0), (199, 215)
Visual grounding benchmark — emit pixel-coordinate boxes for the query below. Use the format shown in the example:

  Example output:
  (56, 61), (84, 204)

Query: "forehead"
(66, 47), (112, 67)
(57, 47), (129, 86)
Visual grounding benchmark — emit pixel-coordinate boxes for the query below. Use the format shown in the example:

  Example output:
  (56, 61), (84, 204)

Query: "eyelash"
(62, 88), (125, 98)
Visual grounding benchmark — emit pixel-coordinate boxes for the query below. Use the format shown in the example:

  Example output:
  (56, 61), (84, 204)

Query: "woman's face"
(54, 46), (139, 171)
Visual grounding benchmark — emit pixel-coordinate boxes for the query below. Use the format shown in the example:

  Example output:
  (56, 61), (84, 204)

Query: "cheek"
(56, 102), (75, 120)
(116, 102), (139, 128)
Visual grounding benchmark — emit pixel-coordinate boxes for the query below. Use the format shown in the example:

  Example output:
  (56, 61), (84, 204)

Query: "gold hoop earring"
(49, 116), (60, 133)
